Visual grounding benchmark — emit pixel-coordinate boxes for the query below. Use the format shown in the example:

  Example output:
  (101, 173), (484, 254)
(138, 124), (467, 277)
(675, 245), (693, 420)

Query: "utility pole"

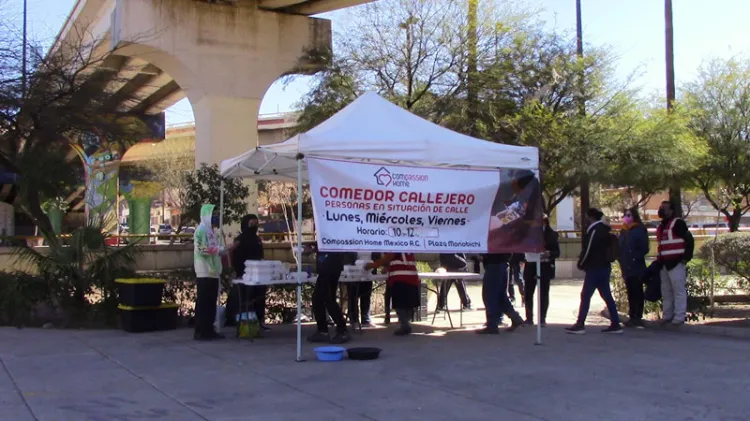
(21, 0), (28, 99)
(466, 0), (479, 137)
(665, 0), (682, 217)
(576, 0), (590, 234)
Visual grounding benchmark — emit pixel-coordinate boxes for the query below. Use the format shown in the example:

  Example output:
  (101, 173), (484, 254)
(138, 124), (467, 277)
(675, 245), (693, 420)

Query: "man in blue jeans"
(566, 208), (623, 335)
(477, 253), (524, 334)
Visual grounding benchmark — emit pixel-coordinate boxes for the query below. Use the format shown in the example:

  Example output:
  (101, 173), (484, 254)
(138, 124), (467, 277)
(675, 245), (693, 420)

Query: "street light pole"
(576, 0), (590, 235)
(665, 0), (682, 216)
(21, 0), (28, 99)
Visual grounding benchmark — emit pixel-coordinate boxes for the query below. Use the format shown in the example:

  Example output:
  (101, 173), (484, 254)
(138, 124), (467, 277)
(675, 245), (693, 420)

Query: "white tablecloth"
(232, 271), (481, 286)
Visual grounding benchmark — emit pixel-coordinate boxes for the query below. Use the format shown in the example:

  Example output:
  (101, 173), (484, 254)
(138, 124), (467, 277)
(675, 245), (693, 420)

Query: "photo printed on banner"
(486, 169), (544, 253)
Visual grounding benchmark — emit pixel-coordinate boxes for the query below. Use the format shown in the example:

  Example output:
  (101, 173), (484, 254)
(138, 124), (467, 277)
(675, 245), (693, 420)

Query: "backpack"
(605, 233), (619, 263)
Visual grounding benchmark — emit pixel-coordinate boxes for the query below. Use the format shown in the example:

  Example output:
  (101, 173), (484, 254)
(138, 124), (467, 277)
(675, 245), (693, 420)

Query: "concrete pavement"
(1, 281), (749, 421)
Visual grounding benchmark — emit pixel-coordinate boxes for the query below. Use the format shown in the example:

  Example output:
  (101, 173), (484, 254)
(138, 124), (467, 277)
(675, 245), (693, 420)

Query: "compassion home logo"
(373, 167), (428, 188)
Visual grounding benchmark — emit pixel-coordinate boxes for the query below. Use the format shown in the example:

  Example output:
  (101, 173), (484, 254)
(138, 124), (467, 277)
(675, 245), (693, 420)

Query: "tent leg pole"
(296, 157), (304, 362)
(215, 180), (225, 333)
(535, 260), (542, 346)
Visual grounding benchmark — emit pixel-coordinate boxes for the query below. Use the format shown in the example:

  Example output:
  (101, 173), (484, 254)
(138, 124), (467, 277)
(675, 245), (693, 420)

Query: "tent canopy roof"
(220, 92), (538, 181)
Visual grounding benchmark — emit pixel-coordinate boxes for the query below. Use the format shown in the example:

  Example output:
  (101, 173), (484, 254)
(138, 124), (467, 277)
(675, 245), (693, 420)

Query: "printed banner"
(308, 158), (543, 254)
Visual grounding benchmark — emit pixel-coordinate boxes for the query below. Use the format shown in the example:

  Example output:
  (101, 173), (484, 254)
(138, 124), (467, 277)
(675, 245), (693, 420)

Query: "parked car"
(179, 226), (195, 243)
(156, 224), (173, 242)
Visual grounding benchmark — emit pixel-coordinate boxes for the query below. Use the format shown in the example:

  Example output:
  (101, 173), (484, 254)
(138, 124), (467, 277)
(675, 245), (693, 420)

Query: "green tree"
(600, 106), (705, 209)
(183, 163), (250, 227)
(682, 57), (750, 231)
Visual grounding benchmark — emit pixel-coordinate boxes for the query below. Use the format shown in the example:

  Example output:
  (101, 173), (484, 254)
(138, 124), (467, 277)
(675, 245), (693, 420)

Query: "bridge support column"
(112, 0), (332, 166)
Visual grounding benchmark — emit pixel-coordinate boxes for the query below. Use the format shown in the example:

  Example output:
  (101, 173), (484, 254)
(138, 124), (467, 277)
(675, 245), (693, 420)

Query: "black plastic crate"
(118, 303), (178, 333)
(116, 278), (165, 307)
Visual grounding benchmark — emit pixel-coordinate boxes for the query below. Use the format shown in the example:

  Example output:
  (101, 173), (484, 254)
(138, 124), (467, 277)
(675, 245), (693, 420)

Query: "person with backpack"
(618, 207), (649, 328)
(656, 200), (694, 326)
(566, 208), (623, 335)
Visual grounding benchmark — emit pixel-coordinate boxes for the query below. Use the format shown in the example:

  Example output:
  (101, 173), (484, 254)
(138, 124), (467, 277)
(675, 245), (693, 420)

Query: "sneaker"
(361, 321), (376, 328)
(307, 331), (329, 343)
(506, 318), (524, 332)
(671, 320), (685, 327)
(476, 326), (499, 335)
(602, 324), (624, 334)
(462, 304), (474, 311)
(330, 331), (351, 344)
(629, 319), (645, 329)
(658, 318), (673, 326)
(393, 326), (413, 336)
(261, 324), (272, 332)
(524, 319), (534, 326)
(193, 332), (226, 341)
(565, 324), (586, 335)
(540, 322), (547, 328)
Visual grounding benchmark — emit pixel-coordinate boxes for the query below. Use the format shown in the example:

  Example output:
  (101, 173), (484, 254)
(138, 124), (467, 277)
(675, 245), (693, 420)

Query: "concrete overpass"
(53, 0), (372, 165)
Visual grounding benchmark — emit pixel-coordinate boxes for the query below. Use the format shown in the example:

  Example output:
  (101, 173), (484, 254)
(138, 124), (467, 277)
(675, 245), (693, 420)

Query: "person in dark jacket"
(523, 215), (560, 326)
(308, 251), (350, 344)
(226, 214), (268, 330)
(477, 253), (524, 334)
(566, 208), (623, 335)
(437, 253), (473, 310)
(618, 207), (649, 328)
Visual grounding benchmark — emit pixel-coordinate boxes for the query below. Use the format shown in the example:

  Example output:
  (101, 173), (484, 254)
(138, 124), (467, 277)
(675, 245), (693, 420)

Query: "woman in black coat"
(618, 207), (649, 328)
(522, 215), (560, 326)
(226, 214), (268, 329)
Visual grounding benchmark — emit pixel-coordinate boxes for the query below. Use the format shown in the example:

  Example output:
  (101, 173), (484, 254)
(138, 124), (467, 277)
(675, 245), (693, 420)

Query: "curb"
(599, 309), (750, 341)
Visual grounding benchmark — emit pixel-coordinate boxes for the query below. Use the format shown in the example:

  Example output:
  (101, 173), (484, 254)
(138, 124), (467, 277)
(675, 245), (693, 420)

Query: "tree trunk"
(728, 209), (741, 232)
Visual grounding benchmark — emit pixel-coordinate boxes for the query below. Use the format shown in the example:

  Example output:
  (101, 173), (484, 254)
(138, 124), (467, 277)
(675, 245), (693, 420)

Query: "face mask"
(622, 216), (633, 225)
(211, 215), (220, 227)
(657, 209), (666, 219)
(248, 225), (258, 235)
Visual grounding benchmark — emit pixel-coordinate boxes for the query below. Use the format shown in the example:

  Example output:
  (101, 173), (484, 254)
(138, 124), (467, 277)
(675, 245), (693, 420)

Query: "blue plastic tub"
(314, 346), (345, 362)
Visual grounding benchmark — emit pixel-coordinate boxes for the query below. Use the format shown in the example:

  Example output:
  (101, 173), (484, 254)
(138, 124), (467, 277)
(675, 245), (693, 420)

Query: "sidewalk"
(2, 280), (749, 420)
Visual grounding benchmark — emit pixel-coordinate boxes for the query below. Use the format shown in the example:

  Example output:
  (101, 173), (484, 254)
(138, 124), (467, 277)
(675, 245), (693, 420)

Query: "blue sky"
(6, 0), (750, 125)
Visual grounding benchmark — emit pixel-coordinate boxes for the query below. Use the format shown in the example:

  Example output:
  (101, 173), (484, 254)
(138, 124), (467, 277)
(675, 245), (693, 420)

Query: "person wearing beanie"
(226, 214), (269, 330)
(566, 208), (623, 335)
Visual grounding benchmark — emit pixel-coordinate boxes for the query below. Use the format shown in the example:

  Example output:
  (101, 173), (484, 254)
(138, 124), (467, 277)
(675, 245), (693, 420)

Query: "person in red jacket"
(367, 253), (420, 336)
(656, 200), (694, 325)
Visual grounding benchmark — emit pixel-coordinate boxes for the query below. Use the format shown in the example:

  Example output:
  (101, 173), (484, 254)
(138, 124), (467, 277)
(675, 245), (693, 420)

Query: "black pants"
(625, 276), (645, 321)
(195, 277), (219, 336)
(437, 279), (471, 309)
(312, 267), (346, 333)
(523, 263), (551, 323)
(225, 284), (267, 326)
(508, 261), (525, 300)
(384, 283), (393, 320)
(347, 281), (373, 324)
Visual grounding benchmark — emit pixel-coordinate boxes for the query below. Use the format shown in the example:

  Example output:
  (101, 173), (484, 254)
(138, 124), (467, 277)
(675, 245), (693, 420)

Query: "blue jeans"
(482, 263), (518, 328)
(576, 266), (620, 326)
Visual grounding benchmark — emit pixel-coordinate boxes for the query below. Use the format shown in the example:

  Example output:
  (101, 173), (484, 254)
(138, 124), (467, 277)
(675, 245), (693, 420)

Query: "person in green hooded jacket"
(193, 204), (234, 341)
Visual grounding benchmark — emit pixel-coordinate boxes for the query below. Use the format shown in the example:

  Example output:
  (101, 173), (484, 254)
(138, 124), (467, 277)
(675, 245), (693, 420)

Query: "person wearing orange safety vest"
(656, 200), (694, 326)
(367, 253), (420, 336)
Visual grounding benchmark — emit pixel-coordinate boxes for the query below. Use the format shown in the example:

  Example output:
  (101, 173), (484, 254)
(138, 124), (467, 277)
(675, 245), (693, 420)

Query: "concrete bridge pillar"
(112, 0), (331, 166)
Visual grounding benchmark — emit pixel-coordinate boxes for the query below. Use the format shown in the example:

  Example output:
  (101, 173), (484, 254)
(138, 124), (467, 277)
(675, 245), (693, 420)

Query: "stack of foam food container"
(243, 260), (288, 285)
(343, 260), (372, 281)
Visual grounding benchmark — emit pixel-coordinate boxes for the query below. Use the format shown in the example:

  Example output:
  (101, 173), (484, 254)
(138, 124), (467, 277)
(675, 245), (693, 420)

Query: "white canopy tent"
(219, 92), (543, 360)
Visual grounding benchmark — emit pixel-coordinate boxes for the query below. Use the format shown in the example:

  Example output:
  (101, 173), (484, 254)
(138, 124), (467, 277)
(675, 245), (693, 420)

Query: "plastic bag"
(237, 311), (261, 339)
